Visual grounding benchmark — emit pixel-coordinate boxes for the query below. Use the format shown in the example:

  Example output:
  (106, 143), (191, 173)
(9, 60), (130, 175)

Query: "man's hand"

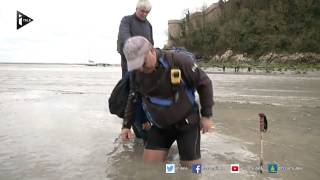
(142, 122), (151, 130)
(121, 128), (133, 141)
(200, 117), (214, 134)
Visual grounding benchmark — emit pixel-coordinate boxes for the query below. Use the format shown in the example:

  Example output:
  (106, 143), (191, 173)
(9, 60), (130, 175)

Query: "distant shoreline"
(0, 62), (120, 66)
(1, 62), (319, 76)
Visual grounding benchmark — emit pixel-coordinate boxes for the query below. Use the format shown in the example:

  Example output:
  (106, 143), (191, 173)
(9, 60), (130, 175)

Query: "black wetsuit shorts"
(144, 120), (201, 161)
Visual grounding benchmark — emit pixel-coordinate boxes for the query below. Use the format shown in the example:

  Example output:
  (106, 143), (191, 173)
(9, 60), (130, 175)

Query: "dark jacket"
(122, 50), (214, 129)
(117, 14), (154, 54)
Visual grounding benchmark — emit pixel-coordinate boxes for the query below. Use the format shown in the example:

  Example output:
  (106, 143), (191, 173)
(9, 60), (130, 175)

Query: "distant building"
(167, 3), (221, 46)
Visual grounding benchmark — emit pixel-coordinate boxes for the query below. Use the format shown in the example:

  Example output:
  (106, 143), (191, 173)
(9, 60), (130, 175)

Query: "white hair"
(136, 0), (152, 11)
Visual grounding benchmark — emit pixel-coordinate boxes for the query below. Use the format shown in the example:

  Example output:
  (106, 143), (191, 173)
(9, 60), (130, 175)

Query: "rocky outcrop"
(220, 49), (233, 62)
(275, 53), (320, 64)
(210, 50), (320, 65)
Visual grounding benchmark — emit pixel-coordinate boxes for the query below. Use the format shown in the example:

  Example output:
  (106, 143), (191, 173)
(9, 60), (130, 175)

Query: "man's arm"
(121, 86), (137, 140)
(118, 16), (132, 53)
(149, 22), (154, 45)
(122, 86), (137, 129)
(174, 53), (214, 117)
(175, 54), (214, 133)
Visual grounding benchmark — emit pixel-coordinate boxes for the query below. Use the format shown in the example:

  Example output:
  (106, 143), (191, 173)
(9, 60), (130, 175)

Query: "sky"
(0, 0), (218, 64)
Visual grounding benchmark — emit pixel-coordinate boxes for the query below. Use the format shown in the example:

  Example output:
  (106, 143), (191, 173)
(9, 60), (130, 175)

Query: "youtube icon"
(231, 164), (240, 173)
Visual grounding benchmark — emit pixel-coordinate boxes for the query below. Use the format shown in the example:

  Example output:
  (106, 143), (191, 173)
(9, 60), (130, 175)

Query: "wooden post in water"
(259, 113), (268, 173)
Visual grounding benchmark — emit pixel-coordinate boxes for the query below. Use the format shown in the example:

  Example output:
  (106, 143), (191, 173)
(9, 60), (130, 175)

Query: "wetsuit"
(123, 49), (214, 160)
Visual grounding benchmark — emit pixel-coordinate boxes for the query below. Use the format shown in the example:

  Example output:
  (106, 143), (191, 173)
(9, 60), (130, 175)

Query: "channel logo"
(17, 11), (33, 30)
(165, 163), (175, 174)
(192, 164), (201, 174)
(230, 164), (240, 173)
(268, 163), (278, 173)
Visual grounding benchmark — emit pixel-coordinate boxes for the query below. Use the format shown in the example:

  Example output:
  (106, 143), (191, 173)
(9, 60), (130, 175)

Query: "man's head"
(123, 36), (156, 73)
(135, 0), (152, 21)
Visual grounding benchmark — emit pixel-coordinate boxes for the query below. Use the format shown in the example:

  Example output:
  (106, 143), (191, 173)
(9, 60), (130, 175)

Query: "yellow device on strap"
(171, 69), (181, 85)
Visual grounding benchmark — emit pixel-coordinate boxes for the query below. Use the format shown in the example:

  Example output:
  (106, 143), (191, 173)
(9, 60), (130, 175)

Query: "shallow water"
(0, 64), (319, 180)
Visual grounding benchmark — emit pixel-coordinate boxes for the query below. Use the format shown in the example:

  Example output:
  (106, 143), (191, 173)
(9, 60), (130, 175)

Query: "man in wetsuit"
(120, 36), (214, 167)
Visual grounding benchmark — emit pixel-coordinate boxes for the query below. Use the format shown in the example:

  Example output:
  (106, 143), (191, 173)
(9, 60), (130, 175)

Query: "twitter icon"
(166, 164), (175, 174)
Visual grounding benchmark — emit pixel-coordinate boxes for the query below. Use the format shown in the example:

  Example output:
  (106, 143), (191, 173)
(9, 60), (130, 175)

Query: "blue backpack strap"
(160, 54), (196, 104)
(141, 53), (197, 128)
(123, 71), (131, 79)
(159, 57), (169, 69)
(148, 96), (172, 106)
(185, 88), (196, 104)
(141, 102), (163, 128)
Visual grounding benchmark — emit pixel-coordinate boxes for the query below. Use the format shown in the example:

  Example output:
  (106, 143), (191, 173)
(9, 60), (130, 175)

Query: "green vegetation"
(178, 0), (320, 57)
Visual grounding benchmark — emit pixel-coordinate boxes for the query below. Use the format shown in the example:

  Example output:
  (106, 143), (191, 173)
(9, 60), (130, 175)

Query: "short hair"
(136, 0), (152, 11)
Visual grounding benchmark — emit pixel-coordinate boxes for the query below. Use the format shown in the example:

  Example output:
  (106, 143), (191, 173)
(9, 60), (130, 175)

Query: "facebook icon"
(192, 164), (201, 174)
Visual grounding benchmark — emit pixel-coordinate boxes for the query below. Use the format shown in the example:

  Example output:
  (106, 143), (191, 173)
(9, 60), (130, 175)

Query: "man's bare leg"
(143, 149), (168, 163)
(180, 159), (201, 168)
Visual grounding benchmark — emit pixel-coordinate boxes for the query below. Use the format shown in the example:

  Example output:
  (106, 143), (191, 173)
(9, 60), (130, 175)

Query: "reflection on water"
(0, 64), (319, 180)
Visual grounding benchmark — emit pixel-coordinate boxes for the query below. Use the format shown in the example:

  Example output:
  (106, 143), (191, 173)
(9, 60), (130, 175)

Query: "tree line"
(177, 0), (320, 57)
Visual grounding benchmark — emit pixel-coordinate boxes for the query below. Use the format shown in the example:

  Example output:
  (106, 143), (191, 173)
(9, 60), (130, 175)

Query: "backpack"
(108, 72), (148, 140)
(163, 47), (196, 61)
(108, 49), (198, 128)
(108, 73), (131, 118)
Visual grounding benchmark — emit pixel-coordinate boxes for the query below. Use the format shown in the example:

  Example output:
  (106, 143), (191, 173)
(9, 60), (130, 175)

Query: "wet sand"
(0, 64), (319, 180)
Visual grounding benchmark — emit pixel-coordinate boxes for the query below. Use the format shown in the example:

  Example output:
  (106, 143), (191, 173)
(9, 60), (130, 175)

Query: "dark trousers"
(120, 53), (128, 78)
